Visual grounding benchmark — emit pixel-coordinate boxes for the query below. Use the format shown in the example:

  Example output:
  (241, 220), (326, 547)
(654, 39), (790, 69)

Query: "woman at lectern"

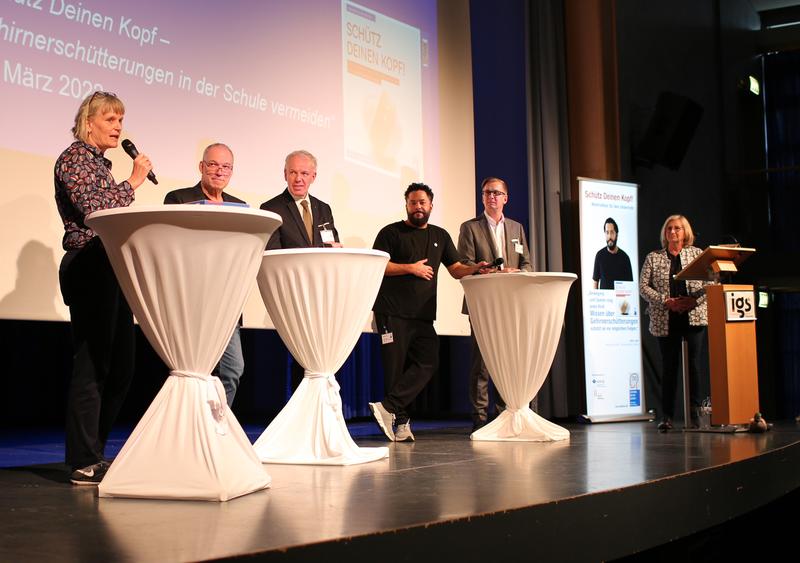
(54, 91), (153, 485)
(640, 215), (708, 432)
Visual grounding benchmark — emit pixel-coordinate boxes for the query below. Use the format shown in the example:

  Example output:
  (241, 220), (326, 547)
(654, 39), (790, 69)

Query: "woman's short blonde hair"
(659, 214), (695, 248)
(71, 91), (125, 143)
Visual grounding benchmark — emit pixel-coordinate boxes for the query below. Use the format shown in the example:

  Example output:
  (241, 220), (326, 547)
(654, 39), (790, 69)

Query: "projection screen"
(0, 0), (475, 334)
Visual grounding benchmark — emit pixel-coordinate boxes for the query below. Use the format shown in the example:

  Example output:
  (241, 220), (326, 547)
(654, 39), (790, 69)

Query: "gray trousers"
(468, 328), (504, 422)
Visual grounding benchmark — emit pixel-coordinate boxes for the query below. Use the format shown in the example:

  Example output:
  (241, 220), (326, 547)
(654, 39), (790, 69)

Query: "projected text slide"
(0, 1), (480, 333)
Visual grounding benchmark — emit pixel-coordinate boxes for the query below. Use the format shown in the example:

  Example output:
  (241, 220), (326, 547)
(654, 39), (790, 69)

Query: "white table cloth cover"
(253, 248), (389, 465)
(85, 205), (281, 500)
(461, 272), (577, 441)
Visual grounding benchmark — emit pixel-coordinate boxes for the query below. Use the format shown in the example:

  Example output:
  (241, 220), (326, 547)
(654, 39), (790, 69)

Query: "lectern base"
(683, 425), (748, 434)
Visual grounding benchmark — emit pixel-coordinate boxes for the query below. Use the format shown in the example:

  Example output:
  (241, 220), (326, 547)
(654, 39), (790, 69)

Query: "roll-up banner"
(578, 178), (649, 422)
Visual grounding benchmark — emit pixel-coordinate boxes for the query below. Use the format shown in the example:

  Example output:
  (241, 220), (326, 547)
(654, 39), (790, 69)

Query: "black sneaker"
(70, 461), (108, 486)
(657, 417), (673, 432)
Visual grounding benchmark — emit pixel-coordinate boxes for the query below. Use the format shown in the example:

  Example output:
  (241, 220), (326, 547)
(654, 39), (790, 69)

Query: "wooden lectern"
(676, 246), (758, 426)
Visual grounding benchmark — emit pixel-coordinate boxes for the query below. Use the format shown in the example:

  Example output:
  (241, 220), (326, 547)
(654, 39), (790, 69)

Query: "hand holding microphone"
(121, 139), (158, 187)
(477, 257), (503, 274)
(488, 257), (504, 269)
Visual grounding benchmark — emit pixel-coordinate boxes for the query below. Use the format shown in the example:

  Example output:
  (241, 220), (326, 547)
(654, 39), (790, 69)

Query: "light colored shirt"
(484, 211), (505, 269)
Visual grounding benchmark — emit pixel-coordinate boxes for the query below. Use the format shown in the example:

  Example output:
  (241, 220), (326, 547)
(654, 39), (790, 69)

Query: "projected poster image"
(342, 1), (424, 178)
(578, 179), (645, 420)
(0, 0), (476, 330)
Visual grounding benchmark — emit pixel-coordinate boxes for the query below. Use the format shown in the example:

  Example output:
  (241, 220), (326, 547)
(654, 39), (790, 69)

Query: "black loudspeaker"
(634, 91), (703, 170)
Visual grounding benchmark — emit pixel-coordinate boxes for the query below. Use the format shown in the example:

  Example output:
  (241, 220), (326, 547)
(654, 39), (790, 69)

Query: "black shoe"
(70, 461), (108, 486)
(657, 418), (673, 432)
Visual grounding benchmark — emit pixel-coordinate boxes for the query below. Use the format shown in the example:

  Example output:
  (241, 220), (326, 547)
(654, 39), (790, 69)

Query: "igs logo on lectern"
(725, 291), (755, 321)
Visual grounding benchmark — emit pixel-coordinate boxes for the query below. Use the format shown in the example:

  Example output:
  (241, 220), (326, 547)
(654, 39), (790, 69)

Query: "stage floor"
(2, 420), (800, 562)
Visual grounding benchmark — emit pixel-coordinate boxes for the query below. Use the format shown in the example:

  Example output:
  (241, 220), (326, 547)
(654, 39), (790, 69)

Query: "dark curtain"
(764, 50), (800, 418)
(764, 50), (800, 252)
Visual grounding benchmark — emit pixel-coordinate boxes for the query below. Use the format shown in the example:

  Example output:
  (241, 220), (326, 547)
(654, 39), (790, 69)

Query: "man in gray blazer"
(457, 177), (533, 431)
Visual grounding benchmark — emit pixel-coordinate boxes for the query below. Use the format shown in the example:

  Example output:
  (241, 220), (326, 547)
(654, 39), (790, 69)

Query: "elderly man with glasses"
(163, 143), (246, 407)
(457, 177), (533, 431)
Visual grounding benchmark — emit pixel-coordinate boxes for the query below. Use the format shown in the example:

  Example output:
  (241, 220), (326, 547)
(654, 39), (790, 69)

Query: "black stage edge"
(2, 422), (799, 562)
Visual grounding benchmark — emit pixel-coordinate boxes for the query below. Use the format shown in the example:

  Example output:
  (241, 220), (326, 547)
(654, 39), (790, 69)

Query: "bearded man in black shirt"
(369, 183), (487, 442)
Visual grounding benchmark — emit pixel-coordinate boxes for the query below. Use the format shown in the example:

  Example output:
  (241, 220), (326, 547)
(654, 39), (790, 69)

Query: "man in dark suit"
(260, 150), (340, 250)
(457, 177), (533, 431)
(163, 143), (245, 406)
(260, 150), (340, 389)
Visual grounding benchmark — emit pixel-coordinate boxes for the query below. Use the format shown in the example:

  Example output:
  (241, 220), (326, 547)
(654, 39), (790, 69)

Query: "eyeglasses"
(88, 91), (117, 104)
(482, 190), (507, 198)
(203, 161), (233, 174)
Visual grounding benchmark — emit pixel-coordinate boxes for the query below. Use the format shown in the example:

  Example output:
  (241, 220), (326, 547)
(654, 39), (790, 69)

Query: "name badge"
(381, 332), (394, 344)
(512, 238), (523, 254)
(320, 229), (335, 244)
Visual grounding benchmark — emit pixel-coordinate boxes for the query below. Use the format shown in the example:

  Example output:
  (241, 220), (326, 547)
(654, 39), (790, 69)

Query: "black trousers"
(657, 325), (706, 419)
(375, 314), (438, 424)
(60, 240), (135, 470)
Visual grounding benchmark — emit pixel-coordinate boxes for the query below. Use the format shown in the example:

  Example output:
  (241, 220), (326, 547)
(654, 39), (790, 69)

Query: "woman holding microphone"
(54, 91), (153, 484)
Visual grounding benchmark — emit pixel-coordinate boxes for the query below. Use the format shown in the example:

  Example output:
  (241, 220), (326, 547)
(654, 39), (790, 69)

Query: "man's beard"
(606, 239), (617, 250)
(407, 209), (430, 227)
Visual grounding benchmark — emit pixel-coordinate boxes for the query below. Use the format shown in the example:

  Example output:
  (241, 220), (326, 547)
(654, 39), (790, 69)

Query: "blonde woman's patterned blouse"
(639, 246), (709, 337)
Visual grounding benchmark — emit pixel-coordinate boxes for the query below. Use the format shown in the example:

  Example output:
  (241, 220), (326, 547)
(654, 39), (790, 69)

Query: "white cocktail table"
(461, 272), (576, 441)
(253, 248), (389, 465)
(86, 205), (281, 500)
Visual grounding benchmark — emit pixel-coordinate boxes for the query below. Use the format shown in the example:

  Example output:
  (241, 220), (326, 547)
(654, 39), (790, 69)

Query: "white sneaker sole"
(369, 402), (395, 441)
(70, 475), (102, 486)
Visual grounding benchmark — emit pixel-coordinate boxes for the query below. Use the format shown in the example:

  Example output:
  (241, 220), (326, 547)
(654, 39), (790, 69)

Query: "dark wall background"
(470, 0), (531, 229)
(617, 0), (726, 247)
(617, 0), (727, 414)
(615, 0), (795, 419)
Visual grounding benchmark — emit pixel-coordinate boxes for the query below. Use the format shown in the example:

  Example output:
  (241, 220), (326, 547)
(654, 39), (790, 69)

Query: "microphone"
(473, 256), (503, 276)
(121, 139), (158, 184)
